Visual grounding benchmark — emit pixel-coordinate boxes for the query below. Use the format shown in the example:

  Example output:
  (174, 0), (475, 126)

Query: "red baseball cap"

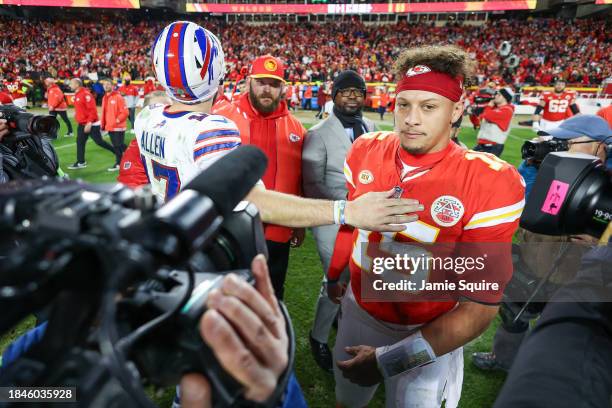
(249, 55), (285, 82)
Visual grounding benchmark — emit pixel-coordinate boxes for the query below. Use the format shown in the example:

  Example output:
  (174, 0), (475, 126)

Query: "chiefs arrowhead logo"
(264, 59), (278, 72)
(406, 65), (431, 77)
(431, 195), (464, 227)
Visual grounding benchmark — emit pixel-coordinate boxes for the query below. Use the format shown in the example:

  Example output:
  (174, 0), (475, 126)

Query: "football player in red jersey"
(532, 78), (580, 134)
(4, 77), (31, 109)
(327, 45), (525, 408)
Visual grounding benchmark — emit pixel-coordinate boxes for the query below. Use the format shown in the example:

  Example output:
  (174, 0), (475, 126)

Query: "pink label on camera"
(541, 180), (569, 215)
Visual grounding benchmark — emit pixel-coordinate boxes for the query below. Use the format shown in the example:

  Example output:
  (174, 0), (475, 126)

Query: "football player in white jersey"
(145, 21), (424, 408)
(139, 21), (421, 233)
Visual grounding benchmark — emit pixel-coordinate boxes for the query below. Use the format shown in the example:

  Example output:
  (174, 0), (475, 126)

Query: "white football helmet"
(151, 21), (225, 104)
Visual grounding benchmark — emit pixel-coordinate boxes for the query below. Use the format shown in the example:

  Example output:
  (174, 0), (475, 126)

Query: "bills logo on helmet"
(431, 195), (464, 227)
(406, 65), (431, 77)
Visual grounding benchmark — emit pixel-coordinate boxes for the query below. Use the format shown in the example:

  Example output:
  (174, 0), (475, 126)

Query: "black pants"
(266, 240), (291, 301)
(50, 110), (73, 134)
(473, 142), (504, 157)
(108, 131), (126, 165)
(76, 124), (116, 163)
(128, 107), (136, 129)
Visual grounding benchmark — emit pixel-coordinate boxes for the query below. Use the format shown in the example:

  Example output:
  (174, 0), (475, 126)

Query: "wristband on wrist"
(333, 200), (347, 225)
(375, 330), (436, 378)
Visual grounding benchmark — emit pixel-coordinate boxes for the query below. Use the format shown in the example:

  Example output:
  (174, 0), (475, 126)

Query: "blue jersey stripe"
(194, 142), (240, 160)
(196, 129), (240, 142)
(178, 23), (197, 100)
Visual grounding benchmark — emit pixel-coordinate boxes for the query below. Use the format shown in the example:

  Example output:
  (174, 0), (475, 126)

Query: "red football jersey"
(5, 81), (26, 100)
(540, 90), (576, 122)
(337, 132), (525, 325)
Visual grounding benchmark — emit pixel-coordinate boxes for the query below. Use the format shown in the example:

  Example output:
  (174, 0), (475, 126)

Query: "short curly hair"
(394, 45), (476, 86)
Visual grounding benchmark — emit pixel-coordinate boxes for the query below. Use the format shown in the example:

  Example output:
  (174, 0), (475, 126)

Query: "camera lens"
(521, 141), (536, 160)
(29, 115), (59, 136)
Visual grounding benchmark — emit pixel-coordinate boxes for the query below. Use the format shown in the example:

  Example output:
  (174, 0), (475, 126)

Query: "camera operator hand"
(0, 119), (9, 141)
(180, 254), (289, 407)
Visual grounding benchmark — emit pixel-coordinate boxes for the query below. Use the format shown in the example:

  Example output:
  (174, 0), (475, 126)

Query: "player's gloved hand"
(327, 281), (347, 304)
(336, 345), (382, 387)
(180, 254), (288, 406)
(345, 188), (423, 232)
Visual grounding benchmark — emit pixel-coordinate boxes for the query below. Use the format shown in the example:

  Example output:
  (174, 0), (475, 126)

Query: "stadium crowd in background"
(0, 16), (609, 88)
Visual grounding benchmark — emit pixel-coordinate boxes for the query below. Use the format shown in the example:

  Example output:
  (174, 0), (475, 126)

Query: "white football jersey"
(135, 104), (241, 202)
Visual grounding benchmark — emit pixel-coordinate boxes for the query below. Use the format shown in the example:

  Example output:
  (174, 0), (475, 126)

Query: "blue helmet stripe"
(163, 23), (175, 90)
(178, 23), (197, 100)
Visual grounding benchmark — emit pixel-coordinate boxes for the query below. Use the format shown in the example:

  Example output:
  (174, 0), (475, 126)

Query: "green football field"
(2, 108), (536, 408)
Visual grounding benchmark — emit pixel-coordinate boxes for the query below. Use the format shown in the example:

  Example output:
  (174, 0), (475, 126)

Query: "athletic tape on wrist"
(339, 200), (347, 225)
(333, 200), (341, 225)
(375, 331), (436, 378)
(333, 200), (347, 225)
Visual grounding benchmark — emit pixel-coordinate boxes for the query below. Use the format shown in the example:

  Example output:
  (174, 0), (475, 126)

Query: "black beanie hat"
(332, 70), (366, 100)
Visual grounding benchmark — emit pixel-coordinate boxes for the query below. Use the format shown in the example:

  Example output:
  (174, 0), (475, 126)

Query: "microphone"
(183, 145), (268, 217)
(127, 145), (267, 263)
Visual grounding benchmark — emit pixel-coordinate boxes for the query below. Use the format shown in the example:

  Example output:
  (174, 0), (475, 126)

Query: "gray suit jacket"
(302, 112), (376, 200)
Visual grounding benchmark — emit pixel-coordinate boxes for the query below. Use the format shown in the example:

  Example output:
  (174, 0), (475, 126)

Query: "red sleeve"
(86, 93), (97, 123)
(326, 141), (362, 281)
(480, 105), (514, 132)
(0, 92), (12, 104)
(459, 163), (525, 303)
(100, 97), (106, 129)
(327, 225), (354, 281)
(116, 96), (129, 122)
(118, 140), (149, 188)
(47, 88), (59, 110)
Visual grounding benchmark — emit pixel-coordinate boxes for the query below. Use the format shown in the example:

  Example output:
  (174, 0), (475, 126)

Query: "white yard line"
(54, 143), (76, 150)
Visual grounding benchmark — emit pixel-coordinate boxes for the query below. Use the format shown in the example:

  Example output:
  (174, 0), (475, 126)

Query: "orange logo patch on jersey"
(264, 59), (278, 72)
(358, 170), (374, 184)
(406, 65), (431, 77)
(431, 195), (464, 227)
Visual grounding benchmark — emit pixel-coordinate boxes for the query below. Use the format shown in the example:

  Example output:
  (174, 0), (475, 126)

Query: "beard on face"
(337, 103), (361, 115)
(250, 87), (281, 114)
(400, 142), (428, 155)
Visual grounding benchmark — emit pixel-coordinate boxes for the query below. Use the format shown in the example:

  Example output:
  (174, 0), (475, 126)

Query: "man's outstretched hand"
(345, 188), (423, 232)
(180, 254), (289, 407)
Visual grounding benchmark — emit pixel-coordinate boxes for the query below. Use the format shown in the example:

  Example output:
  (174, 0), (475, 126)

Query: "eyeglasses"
(338, 88), (365, 98)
